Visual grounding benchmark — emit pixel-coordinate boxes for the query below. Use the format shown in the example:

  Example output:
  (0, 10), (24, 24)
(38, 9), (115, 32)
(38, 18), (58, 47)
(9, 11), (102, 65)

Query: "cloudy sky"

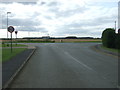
(0, 0), (119, 38)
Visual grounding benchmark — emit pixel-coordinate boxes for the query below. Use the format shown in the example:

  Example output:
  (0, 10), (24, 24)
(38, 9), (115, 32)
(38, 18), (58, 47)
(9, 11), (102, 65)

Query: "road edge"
(2, 46), (36, 89)
(91, 44), (120, 89)
(91, 44), (119, 58)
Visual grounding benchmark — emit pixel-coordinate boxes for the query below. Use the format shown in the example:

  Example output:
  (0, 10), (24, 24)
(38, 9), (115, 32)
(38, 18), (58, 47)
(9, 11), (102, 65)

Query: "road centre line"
(50, 44), (115, 84)
(64, 51), (93, 71)
(53, 44), (93, 71)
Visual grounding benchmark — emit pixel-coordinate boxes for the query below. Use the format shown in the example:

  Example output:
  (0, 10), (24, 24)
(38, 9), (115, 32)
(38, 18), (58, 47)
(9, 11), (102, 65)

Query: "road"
(9, 43), (118, 88)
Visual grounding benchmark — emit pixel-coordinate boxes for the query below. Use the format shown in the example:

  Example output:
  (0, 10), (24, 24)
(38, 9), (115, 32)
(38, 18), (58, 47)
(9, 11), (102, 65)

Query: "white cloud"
(0, 0), (118, 38)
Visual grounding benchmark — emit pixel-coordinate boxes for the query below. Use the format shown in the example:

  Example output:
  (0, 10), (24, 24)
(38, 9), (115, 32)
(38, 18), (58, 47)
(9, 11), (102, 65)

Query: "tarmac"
(2, 43), (119, 89)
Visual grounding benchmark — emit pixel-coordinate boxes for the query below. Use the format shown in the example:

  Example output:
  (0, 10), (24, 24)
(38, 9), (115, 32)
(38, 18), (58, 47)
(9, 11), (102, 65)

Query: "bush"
(115, 34), (120, 49)
(102, 28), (116, 48)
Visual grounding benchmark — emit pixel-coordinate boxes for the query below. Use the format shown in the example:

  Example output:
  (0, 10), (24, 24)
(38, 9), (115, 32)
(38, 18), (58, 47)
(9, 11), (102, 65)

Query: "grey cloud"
(0, 2), (36, 5)
(55, 25), (88, 35)
(0, 1), (117, 38)
(51, 7), (88, 18)
(10, 18), (40, 26)
(54, 26), (102, 37)
(53, 15), (112, 36)
(44, 16), (53, 19)
(17, 26), (47, 32)
(2, 17), (41, 28)
(18, 2), (37, 5)
(95, 15), (117, 24)
(67, 14), (116, 28)
(47, 1), (58, 6)
(44, 0), (88, 18)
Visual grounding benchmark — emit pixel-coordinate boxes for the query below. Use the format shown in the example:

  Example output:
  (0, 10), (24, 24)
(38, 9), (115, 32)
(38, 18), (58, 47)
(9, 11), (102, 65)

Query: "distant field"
(54, 39), (102, 43)
(1, 39), (102, 43)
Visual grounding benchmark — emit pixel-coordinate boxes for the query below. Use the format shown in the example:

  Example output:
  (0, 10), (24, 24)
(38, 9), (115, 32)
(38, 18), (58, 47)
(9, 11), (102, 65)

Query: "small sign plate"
(15, 31), (18, 34)
(8, 26), (14, 33)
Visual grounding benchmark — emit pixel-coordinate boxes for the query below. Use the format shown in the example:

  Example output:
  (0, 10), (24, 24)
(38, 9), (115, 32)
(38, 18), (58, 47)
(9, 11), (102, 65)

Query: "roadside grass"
(2, 43), (27, 47)
(74, 41), (102, 43)
(101, 45), (120, 53)
(54, 39), (102, 43)
(2, 39), (101, 43)
(14, 40), (55, 43)
(2, 48), (27, 62)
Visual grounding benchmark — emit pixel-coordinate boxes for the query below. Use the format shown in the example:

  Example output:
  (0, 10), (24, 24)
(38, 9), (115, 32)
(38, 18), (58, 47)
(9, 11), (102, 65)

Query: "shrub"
(102, 28), (116, 48)
(115, 34), (120, 49)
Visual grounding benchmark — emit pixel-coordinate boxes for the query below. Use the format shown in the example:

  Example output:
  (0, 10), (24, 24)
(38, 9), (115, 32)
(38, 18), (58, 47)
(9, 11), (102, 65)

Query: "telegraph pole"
(7, 12), (11, 46)
(115, 21), (116, 32)
(7, 12), (11, 39)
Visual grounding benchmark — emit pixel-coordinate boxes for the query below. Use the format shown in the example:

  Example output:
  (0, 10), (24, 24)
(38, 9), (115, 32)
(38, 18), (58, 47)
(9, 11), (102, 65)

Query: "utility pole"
(7, 12), (11, 39)
(115, 21), (116, 32)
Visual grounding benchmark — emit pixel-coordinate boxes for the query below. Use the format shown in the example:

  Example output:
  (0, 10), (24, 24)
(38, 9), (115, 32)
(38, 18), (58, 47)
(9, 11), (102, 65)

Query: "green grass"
(15, 40), (55, 43)
(101, 45), (120, 53)
(2, 48), (27, 62)
(74, 41), (102, 43)
(2, 43), (27, 47)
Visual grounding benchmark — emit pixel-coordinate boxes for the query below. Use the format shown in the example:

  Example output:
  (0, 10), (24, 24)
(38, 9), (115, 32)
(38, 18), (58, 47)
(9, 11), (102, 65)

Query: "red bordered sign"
(8, 26), (14, 33)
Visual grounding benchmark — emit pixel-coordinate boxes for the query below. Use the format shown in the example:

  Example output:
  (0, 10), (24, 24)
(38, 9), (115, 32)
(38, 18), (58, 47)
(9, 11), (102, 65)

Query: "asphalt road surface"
(9, 43), (118, 88)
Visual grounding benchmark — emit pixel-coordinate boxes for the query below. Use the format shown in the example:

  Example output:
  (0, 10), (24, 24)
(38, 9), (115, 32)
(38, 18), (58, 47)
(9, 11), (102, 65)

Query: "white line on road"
(50, 44), (114, 84)
(64, 51), (94, 71)
(54, 44), (94, 71)
(64, 51), (109, 81)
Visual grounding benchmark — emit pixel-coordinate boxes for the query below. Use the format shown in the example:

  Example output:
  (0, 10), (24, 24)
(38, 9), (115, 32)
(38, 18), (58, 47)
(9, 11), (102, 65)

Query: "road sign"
(8, 26), (14, 53)
(8, 26), (14, 33)
(15, 31), (18, 34)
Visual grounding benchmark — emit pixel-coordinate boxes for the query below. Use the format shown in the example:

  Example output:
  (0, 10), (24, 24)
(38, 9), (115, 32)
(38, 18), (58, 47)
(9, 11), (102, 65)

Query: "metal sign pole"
(16, 34), (17, 45)
(8, 26), (14, 53)
(7, 13), (8, 39)
(15, 31), (18, 45)
(11, 33), (12, 53)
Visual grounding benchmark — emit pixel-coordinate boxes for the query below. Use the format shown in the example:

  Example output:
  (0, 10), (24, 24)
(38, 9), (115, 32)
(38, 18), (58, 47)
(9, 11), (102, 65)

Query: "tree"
(102, 28), (116, 48)
(115, 34), (120, 49)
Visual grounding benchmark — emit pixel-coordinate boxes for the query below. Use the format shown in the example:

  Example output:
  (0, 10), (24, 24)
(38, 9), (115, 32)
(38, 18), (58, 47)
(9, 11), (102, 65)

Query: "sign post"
(15, 31), (18, 45)
(8, 26), (14, 53)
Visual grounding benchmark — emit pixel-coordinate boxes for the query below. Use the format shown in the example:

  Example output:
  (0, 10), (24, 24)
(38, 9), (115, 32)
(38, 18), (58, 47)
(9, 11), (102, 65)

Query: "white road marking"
(53, 44), (93, 71)
(51, 44), (113, 81)
(64, 51), (93, 71)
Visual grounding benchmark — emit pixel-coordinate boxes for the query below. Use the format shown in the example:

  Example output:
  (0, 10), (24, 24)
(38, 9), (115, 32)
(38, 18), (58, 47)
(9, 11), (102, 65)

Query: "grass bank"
(101, 45), (120, 53)
(2, 48), (27, 62)
(1, 44), (28, 62)
(2, 43), (27, 47)
(2, 39), (101, 43)
(15, 40), (55, 43)
(74, 41), (102, 43)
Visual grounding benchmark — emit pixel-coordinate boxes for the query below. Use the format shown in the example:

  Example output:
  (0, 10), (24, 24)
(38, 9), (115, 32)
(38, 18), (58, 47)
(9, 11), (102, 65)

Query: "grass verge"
(2, 48), (27, 62)
(2, 43), (27, 47)
(101, 45), (120, 53)
(15, 40), (55, 43)
(74, 41), (102, 43)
